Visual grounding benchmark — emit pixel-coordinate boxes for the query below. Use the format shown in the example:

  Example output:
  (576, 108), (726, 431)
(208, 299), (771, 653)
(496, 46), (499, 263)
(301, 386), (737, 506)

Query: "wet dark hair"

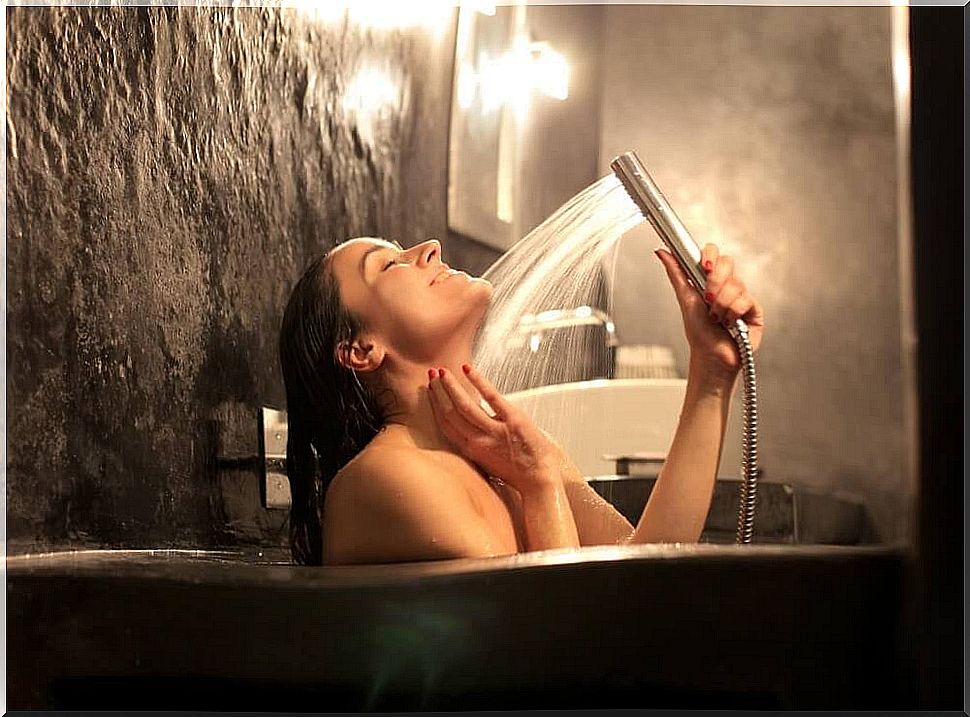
(278, 251), (386, 566)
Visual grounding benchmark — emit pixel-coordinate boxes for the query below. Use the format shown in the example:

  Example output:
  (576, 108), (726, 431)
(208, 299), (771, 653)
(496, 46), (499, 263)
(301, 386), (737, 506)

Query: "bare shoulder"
(328, 442), (458, 504)
(322, 443), (498, 565)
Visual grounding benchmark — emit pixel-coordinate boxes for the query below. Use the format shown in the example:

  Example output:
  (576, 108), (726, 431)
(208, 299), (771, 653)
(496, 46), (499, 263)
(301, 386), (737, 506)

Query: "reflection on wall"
(597, 6), (906, 542)
(6, 6), (457, 552)
(448, 3), (575, 252)
(446, 4), (604, 261)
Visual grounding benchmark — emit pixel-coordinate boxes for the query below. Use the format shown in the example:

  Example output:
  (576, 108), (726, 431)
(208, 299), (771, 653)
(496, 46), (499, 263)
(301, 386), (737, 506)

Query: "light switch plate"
(258, 407), (290, 510)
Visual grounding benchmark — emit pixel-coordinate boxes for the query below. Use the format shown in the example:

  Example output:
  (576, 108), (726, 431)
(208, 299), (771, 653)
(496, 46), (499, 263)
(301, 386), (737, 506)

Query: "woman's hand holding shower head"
(654, 242), (765, 385)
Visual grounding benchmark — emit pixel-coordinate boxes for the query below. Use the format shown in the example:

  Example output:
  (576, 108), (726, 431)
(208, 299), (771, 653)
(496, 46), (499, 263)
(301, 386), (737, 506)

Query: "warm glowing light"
(457, 62), (477, 110)
(461, 0), (495, 15)
(460, 34), (570, 118)
(891, 5), (911, 107)
(892, 46), (910, 101)
(342, 65), (402, 145)
(348, 0), (453, 30)
(343, 67), (399, 114)
(477, 50), (507, 113)
(526, 40), (569, 101)
(290, 0), (455, 30)
(507, 36), (534, 122)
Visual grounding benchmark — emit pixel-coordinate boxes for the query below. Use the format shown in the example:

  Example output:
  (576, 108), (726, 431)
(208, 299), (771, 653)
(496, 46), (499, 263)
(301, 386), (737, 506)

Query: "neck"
(375, 349), (485, 453)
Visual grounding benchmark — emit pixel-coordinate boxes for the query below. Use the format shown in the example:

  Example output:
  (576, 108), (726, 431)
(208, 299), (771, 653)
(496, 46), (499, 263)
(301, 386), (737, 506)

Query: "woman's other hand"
(427, 363), (564, 495)
(654, 244), (764, 383)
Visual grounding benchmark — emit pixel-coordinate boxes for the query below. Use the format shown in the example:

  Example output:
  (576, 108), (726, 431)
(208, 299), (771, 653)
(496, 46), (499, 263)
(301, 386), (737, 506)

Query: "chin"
(468, 281), (493, 315)
(468, 276), (494, 299)
(466, 284), (492, 329)
(431, 279), (492, 340)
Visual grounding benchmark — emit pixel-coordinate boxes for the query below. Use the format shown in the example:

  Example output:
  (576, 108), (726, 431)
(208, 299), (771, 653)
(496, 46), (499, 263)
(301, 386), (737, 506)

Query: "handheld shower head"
(610, 151), (708, 297)
(611, 149), (760, 545)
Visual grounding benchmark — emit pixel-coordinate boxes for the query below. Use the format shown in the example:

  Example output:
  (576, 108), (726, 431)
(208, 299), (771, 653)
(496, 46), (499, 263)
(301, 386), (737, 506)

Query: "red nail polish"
(439, 367), (447, 377)
(462, 363), (471, 374)
(704, 291), (715, 303)
(703, 260), (713, 272)
(428, 368), (435, 380)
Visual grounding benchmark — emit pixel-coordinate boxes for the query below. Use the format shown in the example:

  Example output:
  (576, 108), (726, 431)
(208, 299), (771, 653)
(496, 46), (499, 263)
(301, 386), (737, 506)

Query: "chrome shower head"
(610, 150), (708, 296)
(612, 152), (760, 545)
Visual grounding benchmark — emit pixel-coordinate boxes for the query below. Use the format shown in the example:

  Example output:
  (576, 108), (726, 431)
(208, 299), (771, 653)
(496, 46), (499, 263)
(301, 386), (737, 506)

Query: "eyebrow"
(358, 240), (405, 276)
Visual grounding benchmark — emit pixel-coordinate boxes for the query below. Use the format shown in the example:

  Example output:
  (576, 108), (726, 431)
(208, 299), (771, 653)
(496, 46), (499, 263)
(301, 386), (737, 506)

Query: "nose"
(413, 239), (444, 268)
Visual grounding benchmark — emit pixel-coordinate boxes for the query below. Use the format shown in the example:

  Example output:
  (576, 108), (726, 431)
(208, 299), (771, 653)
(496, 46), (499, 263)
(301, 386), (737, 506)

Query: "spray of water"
(471, 173), (645, 396)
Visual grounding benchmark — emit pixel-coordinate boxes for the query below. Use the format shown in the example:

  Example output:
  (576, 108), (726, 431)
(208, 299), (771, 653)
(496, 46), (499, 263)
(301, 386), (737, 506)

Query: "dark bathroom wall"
(6, 6), (459, 552)
(597, 6), (908, 542)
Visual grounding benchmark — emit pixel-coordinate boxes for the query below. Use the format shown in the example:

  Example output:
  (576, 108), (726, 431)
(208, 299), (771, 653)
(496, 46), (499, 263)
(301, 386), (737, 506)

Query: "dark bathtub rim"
(5, 543), (909, 589)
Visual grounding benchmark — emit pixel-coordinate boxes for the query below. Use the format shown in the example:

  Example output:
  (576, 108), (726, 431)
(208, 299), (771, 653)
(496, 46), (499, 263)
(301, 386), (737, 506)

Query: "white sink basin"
(505, 378), (691, 478)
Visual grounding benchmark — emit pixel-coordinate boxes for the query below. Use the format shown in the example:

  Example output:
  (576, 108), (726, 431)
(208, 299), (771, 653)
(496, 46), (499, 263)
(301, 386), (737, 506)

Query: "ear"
(335, 336), (386, 373)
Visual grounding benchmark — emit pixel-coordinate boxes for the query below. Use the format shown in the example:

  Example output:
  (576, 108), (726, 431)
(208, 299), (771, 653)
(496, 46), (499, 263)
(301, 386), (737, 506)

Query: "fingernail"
(462, 363), (471, 374)
(654, 249), (662, 259)
(704, 291), (715, 303)
(439, 367), (447, 377)
(703, 260), (713, 272)
(429, 368), (437, 380)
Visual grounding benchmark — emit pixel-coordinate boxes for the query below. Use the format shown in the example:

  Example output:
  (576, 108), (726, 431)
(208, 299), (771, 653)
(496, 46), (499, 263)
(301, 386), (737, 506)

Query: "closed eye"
(382, 259), (400, 271)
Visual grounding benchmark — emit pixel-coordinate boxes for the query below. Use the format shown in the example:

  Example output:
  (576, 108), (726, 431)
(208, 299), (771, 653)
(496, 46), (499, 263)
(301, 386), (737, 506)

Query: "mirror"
(448, 4), (521, 250)
(448, 2), (593, 249)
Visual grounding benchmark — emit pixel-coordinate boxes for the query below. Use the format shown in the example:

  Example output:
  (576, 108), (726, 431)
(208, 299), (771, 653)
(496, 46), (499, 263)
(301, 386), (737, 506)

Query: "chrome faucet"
(504, 305), (618, 381)
(507, 305), (618, 351)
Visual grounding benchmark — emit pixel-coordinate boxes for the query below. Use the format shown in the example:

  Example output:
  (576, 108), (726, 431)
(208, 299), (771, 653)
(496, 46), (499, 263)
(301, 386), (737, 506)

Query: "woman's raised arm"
(627, 243), (763, 544)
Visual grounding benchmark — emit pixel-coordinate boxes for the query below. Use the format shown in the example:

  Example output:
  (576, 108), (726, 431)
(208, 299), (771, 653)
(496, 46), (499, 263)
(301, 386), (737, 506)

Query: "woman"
(279, 236), (764, 566)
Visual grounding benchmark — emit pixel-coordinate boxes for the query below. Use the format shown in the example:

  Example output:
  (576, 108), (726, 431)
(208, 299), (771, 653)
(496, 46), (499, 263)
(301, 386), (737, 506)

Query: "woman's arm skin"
(517, 480), (580, 551)
(554, 451), (635, 545)
(628, 364), (735, 544)
(629, 243), (762, 544)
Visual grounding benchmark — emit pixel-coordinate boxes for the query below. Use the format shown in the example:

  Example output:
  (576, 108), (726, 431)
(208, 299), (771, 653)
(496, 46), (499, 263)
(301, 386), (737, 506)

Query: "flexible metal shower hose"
(729, 319), (759, 544)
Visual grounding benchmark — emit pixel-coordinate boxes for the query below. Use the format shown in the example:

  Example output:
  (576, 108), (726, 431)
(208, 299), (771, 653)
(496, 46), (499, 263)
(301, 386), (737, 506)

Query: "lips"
(431, 267), (455, 286)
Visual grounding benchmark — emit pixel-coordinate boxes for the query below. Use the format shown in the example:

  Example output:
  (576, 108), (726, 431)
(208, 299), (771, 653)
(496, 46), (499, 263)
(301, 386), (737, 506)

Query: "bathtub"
(9, 381), (904, 709)
(7, 542), (910, 710)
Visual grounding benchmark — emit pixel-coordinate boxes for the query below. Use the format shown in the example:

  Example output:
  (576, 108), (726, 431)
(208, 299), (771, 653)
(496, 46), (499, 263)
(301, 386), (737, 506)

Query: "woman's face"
(328, 237), (493, 364)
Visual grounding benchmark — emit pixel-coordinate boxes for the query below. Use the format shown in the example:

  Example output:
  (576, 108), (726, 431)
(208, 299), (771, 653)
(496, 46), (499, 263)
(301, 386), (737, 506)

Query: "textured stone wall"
(6, 6), (458, 552)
